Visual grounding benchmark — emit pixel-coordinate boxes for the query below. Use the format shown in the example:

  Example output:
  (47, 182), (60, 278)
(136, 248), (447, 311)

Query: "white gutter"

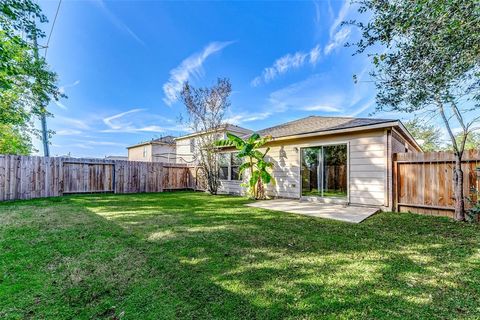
(267, 121), (401, 142)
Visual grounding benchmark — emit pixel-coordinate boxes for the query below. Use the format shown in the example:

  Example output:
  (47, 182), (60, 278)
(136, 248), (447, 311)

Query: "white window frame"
(143, 146), (148, 158)
(298, 141), (350, 203)
(218, 152), (242, 181)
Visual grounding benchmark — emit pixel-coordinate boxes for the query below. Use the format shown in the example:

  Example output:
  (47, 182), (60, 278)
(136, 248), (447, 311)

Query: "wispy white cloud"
(55, 80), (80, 110)
(346, 98), (375, 117)
(103, 108), (144, 130)
(324, 0), (355, 55)
(162, 41), (235, 106)
(56, 129), (82, 136)
(102, 108), (185, 133)
(84, 140), (126, 147)
(327, 0), (335, 21)
(56, 116), (90, 130)
(101, 127), (166, 133)
(267, 74), (340, 111)
(324, 27), (351, 55)
(301, 105), (342, 112)
(54, 101), (67, 110)
(93, 0), (145, 46)
(329, 0), (351, 38)
(313, 0), (321, 28)
(58, 80), (80, 95)
(251, 45), (321, 87)
(225, 112), (272, 125)
(265, 72), (376, 117)
(69, 140), (126, 150)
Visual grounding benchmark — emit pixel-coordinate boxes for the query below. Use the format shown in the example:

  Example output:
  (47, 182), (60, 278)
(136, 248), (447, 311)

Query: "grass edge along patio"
(128, 115), (420, 211)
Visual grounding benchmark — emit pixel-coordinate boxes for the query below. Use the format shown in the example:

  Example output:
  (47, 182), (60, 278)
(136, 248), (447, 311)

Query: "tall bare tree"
(180, 78), (232, 194)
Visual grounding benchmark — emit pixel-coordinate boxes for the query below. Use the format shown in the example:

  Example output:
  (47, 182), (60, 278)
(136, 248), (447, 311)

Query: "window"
(143, 146), (148, 158)
(231, 153), (242, 180)
(190, 139), (195, 153)
(218, 153), (229, 180)
(218, 152), (243, 181)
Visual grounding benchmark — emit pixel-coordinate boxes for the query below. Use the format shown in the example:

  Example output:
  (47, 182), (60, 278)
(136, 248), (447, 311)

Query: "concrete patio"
(246, 199), (380, 223)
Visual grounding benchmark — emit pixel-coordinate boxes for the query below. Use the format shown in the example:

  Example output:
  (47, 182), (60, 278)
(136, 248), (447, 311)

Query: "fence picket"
(394, 150), (480, 218)
(0, 155), (200, 201)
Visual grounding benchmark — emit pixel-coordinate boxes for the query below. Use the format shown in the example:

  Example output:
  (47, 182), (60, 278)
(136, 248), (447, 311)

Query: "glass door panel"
(322, 144), (347, 198)
(301, 147), (322, 197)
(301, 144), (347, 198)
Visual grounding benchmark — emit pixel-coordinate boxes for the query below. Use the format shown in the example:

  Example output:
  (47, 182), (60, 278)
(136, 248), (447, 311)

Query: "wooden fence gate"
(393, 150), (480, 217)
(63, 161), (114, 193)
(0, 155), (201, 201)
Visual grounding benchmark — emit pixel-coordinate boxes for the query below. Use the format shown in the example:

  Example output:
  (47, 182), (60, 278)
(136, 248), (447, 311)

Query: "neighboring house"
(174, 124), (252, 164)
(127, 136), (176, 163)
(215, 116), (421, 211)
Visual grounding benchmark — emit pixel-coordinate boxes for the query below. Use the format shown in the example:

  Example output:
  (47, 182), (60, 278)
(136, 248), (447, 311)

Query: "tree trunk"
(249, 158), (256, 199)
(453, 155), (465, 221)
(207, 170), (218, 195)
(257, 179), (265, 199)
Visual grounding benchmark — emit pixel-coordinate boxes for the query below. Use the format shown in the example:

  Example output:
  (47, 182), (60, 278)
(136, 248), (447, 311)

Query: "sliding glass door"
(300, 144), (348, 198)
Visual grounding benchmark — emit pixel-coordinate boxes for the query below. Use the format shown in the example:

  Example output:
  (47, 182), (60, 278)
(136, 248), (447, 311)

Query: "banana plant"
(215, 132), (274, 199)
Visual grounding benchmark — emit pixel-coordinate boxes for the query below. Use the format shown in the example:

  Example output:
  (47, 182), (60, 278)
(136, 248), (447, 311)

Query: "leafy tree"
(0, 124), (33, 155)
(216, 132), (274, 199)
(350, 0), (480, 221)
(405, 119), (443, 152)
(0, 0), (63, 154)
(180, 78), (231, 195)
(455, 132), (480, 151)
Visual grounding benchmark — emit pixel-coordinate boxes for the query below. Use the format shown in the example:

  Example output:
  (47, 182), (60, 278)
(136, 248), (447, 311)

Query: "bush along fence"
(393, 150), (480, 219)
(0, 155), (204, 201)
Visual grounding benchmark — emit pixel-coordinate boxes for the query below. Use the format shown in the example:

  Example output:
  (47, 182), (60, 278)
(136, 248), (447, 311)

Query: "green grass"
(1, 192), (479, 319)
(302, 189), (347, 198)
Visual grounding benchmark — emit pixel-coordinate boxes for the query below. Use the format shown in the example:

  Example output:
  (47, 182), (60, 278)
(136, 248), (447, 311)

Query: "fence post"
(393, 154), (399, 212)
(159, 163), (164, 192)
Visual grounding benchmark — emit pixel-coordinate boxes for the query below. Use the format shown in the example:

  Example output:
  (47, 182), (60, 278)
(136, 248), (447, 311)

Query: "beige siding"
(128, 145), (152, 162)
(128, 144), (176, 163)
(176, 138), (195, 164)
(175, 128), (253, 165)
(151, 144), (176, 163)
(218, 180), (244, 195)
(218, 129), (389, 207)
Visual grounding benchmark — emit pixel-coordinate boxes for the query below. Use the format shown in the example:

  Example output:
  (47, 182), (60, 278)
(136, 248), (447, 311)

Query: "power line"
(44, 0), (62, 58)
(32, 0), (62, 157)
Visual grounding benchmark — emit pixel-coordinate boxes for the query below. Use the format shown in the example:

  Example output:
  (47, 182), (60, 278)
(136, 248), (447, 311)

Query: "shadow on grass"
(1, 191), (479, 319)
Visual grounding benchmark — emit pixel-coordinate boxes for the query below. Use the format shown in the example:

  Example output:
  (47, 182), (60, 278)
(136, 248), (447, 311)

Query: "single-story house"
(127, 136), (176, 163)
(214, 116), (421, 211)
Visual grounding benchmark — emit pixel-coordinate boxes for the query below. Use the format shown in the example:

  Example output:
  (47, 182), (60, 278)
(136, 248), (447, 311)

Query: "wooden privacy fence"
(0, 155), (203, 201)
(393, 150), (480, 217)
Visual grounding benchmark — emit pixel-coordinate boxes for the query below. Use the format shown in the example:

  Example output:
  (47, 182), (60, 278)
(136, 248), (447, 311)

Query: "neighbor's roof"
(127, 135), (176, 149)
(151, 136), (176, 144)
(174, 124), (252, 140)
(257, 116), (396, 139)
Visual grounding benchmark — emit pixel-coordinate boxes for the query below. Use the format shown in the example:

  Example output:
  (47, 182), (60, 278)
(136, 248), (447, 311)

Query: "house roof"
(174, 124), (252, 141)
(256, 116), (396, 139)
(151, 136), (176, 144)
(127, 135), (176, 149)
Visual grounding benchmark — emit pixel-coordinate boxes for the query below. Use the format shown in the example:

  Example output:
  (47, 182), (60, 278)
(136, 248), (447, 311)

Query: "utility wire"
(32, 0), (62, 156)
(43, 0), (62, 58)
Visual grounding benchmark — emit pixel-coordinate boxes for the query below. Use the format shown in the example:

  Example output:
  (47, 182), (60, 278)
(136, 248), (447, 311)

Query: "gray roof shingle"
(256, 116), (396, 139)
(151, 135), (176, 145)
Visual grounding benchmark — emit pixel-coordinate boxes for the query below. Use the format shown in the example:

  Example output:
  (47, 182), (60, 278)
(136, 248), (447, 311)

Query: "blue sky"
(36, 0), (398, 157)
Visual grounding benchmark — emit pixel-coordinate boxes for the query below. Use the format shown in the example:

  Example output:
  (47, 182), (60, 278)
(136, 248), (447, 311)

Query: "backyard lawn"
(1, 192), (479, 319)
